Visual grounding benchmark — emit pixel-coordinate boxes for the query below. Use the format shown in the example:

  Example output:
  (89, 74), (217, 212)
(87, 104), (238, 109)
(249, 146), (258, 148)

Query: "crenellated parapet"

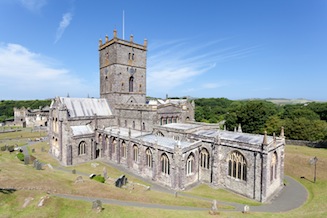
(99, 29), (147, 51)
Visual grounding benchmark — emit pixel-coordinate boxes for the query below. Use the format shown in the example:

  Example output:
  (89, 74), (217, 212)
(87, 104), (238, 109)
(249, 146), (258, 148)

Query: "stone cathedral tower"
(99, 30), (148, 108)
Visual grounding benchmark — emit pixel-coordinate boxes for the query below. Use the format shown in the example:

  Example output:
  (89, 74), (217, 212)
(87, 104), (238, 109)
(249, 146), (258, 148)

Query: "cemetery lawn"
(0, 129), (326, 217)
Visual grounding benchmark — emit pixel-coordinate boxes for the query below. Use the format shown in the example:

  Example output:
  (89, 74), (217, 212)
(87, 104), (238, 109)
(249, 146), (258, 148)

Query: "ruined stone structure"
(13, 106), (49, 127)
(49, 30), (285, 202)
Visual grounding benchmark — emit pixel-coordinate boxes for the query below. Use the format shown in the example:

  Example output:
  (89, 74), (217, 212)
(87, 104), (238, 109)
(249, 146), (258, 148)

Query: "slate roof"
(71, 125), (94, 136)
(137, 134), (193, 149)
(194, 129), (274, 145)
(162, 123), (201, 130)
(59, 97), (112, 118)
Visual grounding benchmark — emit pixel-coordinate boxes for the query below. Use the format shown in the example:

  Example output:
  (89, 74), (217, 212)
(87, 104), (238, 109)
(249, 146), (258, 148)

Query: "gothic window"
(132, 53), (134, 60)
(271, 152), (278, 181)
(161, 154), (170, 175)
(133, 145), (138, 162)
(132, 121), (135, 129)
(227, 151), (247, 181)
(186, 153), (195, 175)
(125, 120), (127, 127)
(200, 148), (210, 169)
(112, 139), (117, 153)
(139, 84), (142, 92)
(142, 122), (145, 131)
(129, 76), (134, 92)
(122, 141), (127, 158)
(128, 53), (131, 60)
(146, 148), (152, 168)
(78, 141), (86, 155)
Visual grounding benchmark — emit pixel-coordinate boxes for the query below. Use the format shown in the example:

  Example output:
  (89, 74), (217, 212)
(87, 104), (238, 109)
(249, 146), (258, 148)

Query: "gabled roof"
(59, 97), (112, 118)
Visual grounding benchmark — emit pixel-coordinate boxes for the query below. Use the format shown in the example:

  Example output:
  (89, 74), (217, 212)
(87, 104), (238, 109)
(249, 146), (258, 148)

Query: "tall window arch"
(122, 141), (127, 158)
(186, 153), (195, 175)
(200, 148), (210, 169)
(146, 148), (152, 168)
(271, 152), (278, 181)
(133, 145), (138, 162)
(129, 76), (134, 92)
(161, 154), (170, 175)
(227, 151), (247, 181)
(78, 141), (86, 155)
(112, 138), (117, 154)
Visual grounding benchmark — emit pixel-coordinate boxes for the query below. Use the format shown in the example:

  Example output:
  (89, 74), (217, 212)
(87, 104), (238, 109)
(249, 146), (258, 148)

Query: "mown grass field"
(0, 128), (327, 217)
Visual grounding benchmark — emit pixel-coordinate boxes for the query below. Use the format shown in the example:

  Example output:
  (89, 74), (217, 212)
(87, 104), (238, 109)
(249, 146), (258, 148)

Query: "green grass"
(186, 184), (261, 206)
(1, 130), (327, 217)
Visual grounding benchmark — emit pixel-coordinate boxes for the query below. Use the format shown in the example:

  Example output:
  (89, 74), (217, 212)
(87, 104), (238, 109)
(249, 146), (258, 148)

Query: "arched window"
(271, 152), (278, 181)
(129, 76), (134, 92)
(125, 120), (127, 127)
(186, 153), (195, 175)
(133, 145), (138, 162)
(78, 141), (86, 155)
(122, 141), (127, 158)
(200, 148), (210, 169)
(142, 122), (145, 131)
(161, 154), (170, 175)
(146, 148), (152, 168)
(227, 151), (247, 181)
(112, 138), (117, 154)
(132, 121), (135, 129)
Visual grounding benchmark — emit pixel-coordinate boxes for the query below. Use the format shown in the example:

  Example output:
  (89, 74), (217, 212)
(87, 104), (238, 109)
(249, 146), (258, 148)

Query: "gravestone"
(24, 156), (30, 165)
(103, 167), (108, 180)
(115, 177), (122, 188)
(92, 200), (102, 213)
(75, 176), (84, 184)
(72, 169), (76, 174)
(22, 197), (34, 208)
(242, 205), (250, 214)
(34, 159), (42, 170)
(32, 148), (35, 153)
(209, 199), (219, 215)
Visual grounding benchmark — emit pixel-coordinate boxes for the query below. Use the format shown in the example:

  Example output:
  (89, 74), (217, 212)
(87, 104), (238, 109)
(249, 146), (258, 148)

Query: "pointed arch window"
(271, 152), (278, 181)
(78, 141), (86, 155)
(161, 154), (170, 175)
(146, 148), (153, 168)
(200, 148), (210, 169)
(186, 153), (195, 175)
(129, 76), (134, 92)
(227, 151), (247, 181)
(133, 145), (138, 162)
(122, 141), (127, 158)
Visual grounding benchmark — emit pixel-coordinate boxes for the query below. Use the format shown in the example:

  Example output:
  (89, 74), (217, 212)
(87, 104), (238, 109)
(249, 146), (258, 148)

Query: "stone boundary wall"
(286, 139), (327, 148)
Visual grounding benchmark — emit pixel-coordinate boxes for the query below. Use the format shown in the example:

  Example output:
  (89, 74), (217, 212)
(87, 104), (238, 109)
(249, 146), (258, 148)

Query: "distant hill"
(239, 98), (324, 105)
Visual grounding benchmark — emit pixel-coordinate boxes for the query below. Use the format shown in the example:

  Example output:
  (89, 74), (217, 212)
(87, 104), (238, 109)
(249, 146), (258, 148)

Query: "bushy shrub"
(0, 146), (6, 151)
(92, 175), (105, 183)
(17, 152), (24, 161)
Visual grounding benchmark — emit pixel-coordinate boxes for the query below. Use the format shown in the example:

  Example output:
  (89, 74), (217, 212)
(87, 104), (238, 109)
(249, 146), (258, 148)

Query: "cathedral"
(49, 30), (285, 202)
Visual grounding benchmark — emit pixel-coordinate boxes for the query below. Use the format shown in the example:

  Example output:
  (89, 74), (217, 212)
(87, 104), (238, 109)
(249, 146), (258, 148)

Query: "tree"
(285, 118), (327, 141)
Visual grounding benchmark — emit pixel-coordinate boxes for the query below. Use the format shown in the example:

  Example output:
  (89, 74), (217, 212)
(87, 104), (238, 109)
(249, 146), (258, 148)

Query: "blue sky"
(0, 0), (326, 101)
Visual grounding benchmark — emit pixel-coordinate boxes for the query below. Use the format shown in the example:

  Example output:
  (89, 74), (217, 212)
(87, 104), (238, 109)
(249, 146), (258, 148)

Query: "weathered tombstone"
(72, 169), (76, 174)
(103, 167), (108, 180)
(36, 162), (42, 170)
(174, 191), (178, 198)
(75, 176), (84, 184)
(115, 177), (122, 188)
(38, 196), (49, 207)
(24, 156), (30, 165)
(242, 205), (250, 214)
(123, 176), (128, 185)
(209, 199), (219, 215)
(22, 197), (34, 208)
(32, 148), (35, 153)
(33, 159), (38, 168)
(92, 200), (102, 213)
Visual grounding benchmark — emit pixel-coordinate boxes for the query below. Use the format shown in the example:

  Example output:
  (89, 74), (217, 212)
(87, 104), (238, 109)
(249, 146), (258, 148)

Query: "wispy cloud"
(55, 12), (73, 43)
(0, 43), (94, 100)
(20, 0), (47, 12)
(147, 38), (255, 97)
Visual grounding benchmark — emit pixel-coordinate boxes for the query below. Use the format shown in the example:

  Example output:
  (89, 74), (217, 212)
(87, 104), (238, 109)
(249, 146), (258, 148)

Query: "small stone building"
(49, 30), (285, 202)
(13, 106), (49, 127)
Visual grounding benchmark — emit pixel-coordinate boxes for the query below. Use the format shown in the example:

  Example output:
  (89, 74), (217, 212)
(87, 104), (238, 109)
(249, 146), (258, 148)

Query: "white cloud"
(0, 43), (94, 100)
(20, 0), (47, 12)
(147, 38), (253, 97)
(55, 12), (73, 43)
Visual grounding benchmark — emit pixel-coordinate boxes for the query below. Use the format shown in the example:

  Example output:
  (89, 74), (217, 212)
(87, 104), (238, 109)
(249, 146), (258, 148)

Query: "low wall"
(286, 139), (327, 148)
